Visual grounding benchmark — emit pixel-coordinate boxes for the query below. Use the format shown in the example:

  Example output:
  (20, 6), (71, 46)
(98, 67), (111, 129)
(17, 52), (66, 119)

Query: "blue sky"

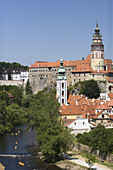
(0, 0), (113, 66)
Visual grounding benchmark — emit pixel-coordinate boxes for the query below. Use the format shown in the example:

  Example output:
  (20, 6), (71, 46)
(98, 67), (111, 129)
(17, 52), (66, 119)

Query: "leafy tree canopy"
(79, 79), (100, 99)
(27, 88), (74, 162)
(0, 61), (28, 70)
(25, 80), (33, 95)
(77, 124), (113, 159)
(0, 91), (10, 105)
(6, 103), (25, 131)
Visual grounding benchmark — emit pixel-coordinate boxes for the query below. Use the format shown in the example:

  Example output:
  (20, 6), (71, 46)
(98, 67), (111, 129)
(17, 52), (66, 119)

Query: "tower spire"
(91, 20), (104, 71)
(96, 16), (99, 28)
(57, 59), (67, 106)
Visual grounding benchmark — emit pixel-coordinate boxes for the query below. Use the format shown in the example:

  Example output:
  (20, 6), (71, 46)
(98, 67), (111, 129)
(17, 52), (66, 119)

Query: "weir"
(0, 154), (31, 157)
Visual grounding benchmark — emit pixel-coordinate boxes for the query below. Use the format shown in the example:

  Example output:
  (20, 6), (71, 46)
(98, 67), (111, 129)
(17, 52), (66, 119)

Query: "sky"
(0, 0), (113, 66)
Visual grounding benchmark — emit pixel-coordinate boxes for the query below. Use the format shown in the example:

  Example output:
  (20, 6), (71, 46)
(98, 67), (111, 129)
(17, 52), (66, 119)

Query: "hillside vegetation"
(68, 79), (100, 99)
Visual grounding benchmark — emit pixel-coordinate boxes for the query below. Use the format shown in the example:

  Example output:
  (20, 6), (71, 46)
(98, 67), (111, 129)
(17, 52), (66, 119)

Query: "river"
(0, 126), (61, 170)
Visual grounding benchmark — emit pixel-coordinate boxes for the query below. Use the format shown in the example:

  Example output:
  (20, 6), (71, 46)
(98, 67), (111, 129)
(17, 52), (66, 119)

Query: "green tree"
(25, 80), (33, 95)
(28, 89), (74, 162)
(77, 124), (113, 160)
(10, 86), (24, 105)
(77, 132), (93, 146)
(0, 91), (10, 105)
(0, 124), (5, 135)
(0, 101), (7, 135)
(85, 153), (96, 169)
(80, 79), (100, 98)
(6, 103), (25, 131)
(22, 94), (34, 108)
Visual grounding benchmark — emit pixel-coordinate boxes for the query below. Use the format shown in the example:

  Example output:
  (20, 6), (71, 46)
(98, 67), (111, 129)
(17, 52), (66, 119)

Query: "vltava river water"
(0, 126), (61, 170)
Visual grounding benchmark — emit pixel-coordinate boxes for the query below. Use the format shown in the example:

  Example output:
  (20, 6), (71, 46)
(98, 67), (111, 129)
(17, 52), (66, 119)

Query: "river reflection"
(0, 126), (61, 170)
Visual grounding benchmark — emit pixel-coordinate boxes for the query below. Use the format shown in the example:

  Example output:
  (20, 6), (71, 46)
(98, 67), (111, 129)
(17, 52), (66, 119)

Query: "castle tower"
(91, 20), (104, 71)
(57, 59), (67, 106)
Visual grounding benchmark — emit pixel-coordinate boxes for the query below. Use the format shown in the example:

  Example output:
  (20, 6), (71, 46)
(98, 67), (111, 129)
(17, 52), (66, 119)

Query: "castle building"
(57, 59), (67, 106)
(29, 22), (113, 94)
(91, 21), (104, 71)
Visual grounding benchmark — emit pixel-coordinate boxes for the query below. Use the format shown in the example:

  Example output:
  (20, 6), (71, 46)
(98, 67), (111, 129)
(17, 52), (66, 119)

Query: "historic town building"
(91, 21), (104, 71)
(57, 59), (67, 106)
(29, 22), (113, 94)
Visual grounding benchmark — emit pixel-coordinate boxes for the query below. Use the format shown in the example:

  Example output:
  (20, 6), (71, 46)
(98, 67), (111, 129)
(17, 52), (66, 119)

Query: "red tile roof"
(60, 104), (87, 115)
(108, 115), (113, 120)
(93, 110), (103, 119)
(106, 77), (113, 83)
(104, 59), (112, 65)
(108, 93), (113, 100)
(96, 104), (111, 110)
(108, 100), (113, 106)
(29, 55), (91, 68)
(72, 64), (92, 73)
(63, 119), (76, 126)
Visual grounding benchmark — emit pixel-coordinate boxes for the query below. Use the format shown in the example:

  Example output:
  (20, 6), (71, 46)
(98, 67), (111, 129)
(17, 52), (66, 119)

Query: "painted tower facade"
(91, 21), (104, 71)
(57, 59), (67, 106)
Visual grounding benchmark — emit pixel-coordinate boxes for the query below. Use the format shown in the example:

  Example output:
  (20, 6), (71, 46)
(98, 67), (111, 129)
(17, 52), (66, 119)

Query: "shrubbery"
(76, 124), (113, 159)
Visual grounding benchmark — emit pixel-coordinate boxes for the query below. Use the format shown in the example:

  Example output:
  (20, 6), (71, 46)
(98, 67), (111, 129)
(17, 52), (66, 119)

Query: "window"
(83, 122), (85, 125)
(62, 99), (64, 104)
(102, 115), (104, 118)
(74, 122), (76, 125)
(62, 83), (64, 88)
(62, 91), (64, 96)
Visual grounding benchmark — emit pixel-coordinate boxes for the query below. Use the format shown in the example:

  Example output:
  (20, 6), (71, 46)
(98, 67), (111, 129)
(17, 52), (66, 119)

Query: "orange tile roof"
(108, 93), (113, 100)
(60, 104), (87, 115)
(108, 100), (113, 106)
(104, 59), (112, 65)
(108, 115), (113, 120)
(106, 77), (113, 83)
(63, 119), (76, 126)
(96, 104), (111, 110)
(5, 91), (14, 98)
(67, 94), (86, 104)
(72, 64), (92, 73)
(29, 55), (91, 68)
(93, 110), (103, 119)
(91, 70), (108, 73)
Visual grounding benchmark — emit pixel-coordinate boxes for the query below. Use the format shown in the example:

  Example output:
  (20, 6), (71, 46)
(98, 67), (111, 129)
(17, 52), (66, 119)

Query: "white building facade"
(57, 59), (67, 106)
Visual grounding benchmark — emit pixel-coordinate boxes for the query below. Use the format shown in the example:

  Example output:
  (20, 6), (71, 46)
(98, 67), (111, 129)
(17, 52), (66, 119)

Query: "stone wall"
(0, 80), (23, 86)
(29, 66), (73, 94)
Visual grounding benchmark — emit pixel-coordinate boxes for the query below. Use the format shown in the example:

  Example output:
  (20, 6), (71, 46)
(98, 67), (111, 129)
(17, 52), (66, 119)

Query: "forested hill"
(0, 62), (28, 70)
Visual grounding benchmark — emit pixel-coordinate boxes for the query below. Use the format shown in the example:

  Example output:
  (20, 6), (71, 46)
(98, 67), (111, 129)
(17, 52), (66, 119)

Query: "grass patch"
(56, 159), (88, 169)
(79, 151), (113, 169)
